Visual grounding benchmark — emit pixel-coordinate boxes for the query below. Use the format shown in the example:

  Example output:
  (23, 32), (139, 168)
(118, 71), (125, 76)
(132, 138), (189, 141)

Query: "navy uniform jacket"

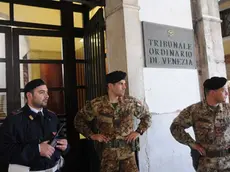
(0, 104), (66, 171)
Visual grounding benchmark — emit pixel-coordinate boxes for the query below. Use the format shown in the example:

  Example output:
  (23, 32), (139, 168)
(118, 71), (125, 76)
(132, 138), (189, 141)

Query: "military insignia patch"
(137, 101), (142, 107)
(29, 115), (34, 120)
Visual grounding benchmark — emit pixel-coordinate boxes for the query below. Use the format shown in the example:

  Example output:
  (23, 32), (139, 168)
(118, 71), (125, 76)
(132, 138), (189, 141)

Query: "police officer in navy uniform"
(0, 79), (68, 172)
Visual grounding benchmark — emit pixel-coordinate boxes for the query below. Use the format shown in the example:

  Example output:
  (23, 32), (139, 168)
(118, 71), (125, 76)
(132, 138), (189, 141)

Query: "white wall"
(144, 68), (200, 113)
(144, 113), (195, 172)
(139, 0), (193, 29)
(138, 0), (200, 172)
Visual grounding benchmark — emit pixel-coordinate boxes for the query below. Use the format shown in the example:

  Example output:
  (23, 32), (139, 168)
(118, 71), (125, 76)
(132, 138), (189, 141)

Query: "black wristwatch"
(135, 128), (143, 135)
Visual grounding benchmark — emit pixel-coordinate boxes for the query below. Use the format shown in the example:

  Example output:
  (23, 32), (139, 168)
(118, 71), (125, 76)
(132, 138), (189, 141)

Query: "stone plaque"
(142, 22), (196, 69)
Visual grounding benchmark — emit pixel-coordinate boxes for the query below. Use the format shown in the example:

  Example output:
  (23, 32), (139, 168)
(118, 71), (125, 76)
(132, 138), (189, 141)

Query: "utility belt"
(103, 138), (140, 152)
(30, 163), (58, 172)
(191, 148), (230, 171)
(8, 156), (64, 172)
(206, 148), (230, 158)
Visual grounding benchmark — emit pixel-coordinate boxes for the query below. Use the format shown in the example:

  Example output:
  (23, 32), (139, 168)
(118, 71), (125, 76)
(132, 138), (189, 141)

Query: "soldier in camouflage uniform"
(170, 76), (230, 172)
(74, 71), (152, 172)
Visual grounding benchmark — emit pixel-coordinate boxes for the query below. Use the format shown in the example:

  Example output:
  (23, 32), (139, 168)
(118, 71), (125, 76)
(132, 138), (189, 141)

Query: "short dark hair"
(24, 79), (46, 99)
(203, 88), (211, 98)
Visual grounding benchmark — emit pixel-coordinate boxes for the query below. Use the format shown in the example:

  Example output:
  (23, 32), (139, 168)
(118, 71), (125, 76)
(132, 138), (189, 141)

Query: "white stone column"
(105, 0), (145, 100)
(191, 0), (227, 90)
(105, 0), (149, 171)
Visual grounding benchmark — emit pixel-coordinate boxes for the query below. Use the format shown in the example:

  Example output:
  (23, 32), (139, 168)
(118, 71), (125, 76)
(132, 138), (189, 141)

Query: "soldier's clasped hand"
(90, 134), (110, 143)
(190, 143), (206, 156)
(125, 131), (140, 143)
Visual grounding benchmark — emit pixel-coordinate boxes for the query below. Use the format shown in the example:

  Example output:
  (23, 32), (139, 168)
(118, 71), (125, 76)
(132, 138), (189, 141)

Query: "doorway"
(0, 1), (106, 171)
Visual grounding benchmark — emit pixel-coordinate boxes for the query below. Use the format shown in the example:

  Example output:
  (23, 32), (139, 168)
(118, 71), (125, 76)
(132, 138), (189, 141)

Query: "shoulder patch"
(29, 115), (34, 120)
(137, 101), (142, 107)
(11, 109), (23, 115)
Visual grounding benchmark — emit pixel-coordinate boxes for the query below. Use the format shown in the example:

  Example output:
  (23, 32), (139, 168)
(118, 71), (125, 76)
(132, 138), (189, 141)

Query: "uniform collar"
(104, 95), (125, 108)
(104, 95), (125, 102)
(28, 105), (43, 114)
(23, 104), (48, 120)
(202, 99), (223, 112)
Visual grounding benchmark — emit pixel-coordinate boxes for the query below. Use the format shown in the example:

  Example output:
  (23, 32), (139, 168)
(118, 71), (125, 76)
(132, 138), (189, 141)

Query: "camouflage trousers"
(197, 155), (230, 172)
(100, 149), (138, 172)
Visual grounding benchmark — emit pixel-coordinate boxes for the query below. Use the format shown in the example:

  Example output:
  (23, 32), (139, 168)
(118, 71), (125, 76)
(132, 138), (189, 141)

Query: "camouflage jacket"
(170, 101), (230, 151)
(74, 95), (151, 139)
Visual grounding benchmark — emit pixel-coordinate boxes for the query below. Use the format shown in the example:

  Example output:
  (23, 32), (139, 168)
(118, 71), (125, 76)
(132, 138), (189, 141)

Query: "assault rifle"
(49, 123), (65, 147)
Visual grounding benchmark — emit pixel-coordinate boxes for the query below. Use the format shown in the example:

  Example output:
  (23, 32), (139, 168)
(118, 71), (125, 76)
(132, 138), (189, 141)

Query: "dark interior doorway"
(0, 1), (106, 171)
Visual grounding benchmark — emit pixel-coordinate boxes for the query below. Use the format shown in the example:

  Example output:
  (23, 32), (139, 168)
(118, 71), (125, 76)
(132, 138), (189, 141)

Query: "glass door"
(12, 28), (66, 115)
